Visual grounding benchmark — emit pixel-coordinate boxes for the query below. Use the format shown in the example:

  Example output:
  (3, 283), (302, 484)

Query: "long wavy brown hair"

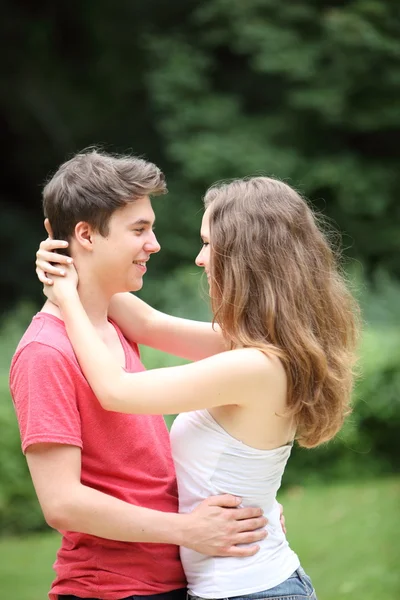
(204, 177), (360, 448)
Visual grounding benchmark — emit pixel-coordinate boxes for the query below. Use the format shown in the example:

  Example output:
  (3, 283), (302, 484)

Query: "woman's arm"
(35, 236), (227, 361)
(47, 272), (269, 415)
(109, 292), (228, 361)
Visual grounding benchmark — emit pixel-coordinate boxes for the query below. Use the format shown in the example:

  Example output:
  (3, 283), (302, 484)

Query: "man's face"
(90, 195), (160, 295)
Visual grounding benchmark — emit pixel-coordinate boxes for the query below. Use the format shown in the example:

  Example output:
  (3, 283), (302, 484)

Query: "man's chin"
(108, 279), (143, 296)
(128, 278), (144, 293)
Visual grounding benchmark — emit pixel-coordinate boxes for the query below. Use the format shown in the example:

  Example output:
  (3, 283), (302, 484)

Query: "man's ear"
(44, 218), (54, 239)
(74, 221), (95, 251)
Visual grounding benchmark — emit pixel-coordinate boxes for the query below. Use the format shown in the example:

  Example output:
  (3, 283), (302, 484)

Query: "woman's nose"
(195, 249), (204, 267)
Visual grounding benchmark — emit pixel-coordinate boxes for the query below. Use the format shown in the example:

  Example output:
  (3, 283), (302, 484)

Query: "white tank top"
(170, 410), (299, 598)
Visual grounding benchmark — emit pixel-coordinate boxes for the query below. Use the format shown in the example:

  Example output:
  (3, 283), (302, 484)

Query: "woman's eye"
(203, 242), (209, 248)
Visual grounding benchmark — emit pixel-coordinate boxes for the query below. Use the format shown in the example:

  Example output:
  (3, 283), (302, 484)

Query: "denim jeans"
(188, 567), (317, 600)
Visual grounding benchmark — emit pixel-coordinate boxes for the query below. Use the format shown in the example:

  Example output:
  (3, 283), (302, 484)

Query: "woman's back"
(170, 409), (299, 597)
(206, 349), (294, 452)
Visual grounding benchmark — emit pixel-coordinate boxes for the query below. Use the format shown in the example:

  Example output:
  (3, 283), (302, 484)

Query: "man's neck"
(42, 277), (113, 329)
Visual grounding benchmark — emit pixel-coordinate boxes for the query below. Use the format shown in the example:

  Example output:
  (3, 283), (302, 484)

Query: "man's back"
(10, 312), (185, 599)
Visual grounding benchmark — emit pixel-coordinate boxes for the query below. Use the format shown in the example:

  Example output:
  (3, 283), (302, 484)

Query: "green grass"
(0, 478), (398, 600)
(284, 477), (399, 599)
(0, 531), (60, 599)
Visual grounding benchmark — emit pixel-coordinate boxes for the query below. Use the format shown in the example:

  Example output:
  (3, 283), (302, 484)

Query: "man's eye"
(134, 228), (145, 234)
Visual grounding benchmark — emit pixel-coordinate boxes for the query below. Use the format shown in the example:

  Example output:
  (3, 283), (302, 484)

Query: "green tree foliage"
(145, 0), (400, 277)
(0, 0), (399, 312)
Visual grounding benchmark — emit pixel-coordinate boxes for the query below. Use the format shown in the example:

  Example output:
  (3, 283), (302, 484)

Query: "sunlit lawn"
(284, 477), (399, 599)
(0, 478), (398, 600)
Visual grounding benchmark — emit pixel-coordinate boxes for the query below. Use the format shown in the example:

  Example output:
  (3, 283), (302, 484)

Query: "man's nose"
(146, 231), (161, 254)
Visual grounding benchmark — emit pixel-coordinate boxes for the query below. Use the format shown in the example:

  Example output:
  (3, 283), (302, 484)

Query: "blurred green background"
(0, 1), (399, 598)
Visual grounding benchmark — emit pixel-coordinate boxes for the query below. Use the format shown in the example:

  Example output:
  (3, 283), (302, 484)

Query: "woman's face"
(195, 207), (211, 284)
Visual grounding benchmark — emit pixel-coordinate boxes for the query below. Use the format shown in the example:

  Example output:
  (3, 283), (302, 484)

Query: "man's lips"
(133, 260), (148, 273)
(133, 260), (148, 267)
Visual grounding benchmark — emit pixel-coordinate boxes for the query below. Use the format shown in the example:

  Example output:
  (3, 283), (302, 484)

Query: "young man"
(10, 150), (267, 600)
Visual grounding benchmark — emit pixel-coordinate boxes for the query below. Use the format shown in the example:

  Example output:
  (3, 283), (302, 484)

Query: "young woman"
(36, 176), (359, 600)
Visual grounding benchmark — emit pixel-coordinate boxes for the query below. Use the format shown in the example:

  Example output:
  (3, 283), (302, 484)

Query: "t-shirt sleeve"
(10, 341), (83, 454)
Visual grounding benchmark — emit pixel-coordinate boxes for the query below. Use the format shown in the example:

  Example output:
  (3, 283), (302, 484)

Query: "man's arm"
(108, 293), (227, 361)
(26, 443), (267, 557)
(11, 342), (266, 556)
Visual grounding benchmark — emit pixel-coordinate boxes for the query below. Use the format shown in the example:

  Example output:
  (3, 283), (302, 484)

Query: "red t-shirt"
(9, 313), (186, 600)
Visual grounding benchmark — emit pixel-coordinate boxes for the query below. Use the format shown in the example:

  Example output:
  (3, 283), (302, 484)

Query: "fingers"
(207, 494), (242, 508)
(36, 260), (67, 277)
(37, 249), (72, 264)
(235, 516), (267, 533)
(235, 527), (267, 545)
(36, 268), (53, 286)
(278, 502), (287, 534)
(221, 543), (260, 558)
(39, 239), (69, 253)
(36, 249), (73, 280)
(281, 518), (286, 535)
(233, 506), (264, 520)
(223, 528), (268, 557)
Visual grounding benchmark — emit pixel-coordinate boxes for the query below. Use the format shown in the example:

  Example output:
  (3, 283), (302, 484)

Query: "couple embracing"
(10, 149), (358, 600)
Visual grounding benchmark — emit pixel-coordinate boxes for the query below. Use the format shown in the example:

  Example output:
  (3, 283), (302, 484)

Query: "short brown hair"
(204, 177), (360, 449)
(42, 149), (166, 241)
